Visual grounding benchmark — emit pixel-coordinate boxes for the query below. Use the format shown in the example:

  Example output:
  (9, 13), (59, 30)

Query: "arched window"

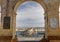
(16, 1), (45, 28)
(16, 1), (45, 38)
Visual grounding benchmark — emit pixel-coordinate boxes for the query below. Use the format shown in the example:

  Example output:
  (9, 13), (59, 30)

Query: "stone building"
(0, 0), (60, 42)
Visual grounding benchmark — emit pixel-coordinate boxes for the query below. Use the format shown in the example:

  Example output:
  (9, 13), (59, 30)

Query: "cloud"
(16, 1), (45, 28)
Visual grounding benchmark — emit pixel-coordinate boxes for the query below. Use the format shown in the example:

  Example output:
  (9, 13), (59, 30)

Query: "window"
(16, 1), (45, 38)
(16, 1), (45, 28)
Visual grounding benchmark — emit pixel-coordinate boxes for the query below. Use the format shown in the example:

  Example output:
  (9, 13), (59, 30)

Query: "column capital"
(12, 12), (17, 17)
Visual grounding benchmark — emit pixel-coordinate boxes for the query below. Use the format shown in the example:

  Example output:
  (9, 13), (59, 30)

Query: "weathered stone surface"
(0, 0), (59, 42)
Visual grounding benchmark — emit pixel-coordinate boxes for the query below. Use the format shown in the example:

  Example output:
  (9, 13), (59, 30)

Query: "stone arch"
(14, 0), (46, 13)
(12, 0), (59, 41)
(0, 0), (59, 42)
(13, 0), (47, 39)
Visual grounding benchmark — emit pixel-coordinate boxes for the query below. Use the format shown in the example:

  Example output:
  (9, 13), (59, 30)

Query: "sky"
(16, 1), (45, 28)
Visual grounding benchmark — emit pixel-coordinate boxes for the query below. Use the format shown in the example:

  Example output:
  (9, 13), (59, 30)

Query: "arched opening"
(16, 1), (45, 41)
(16, 1), (45, 28)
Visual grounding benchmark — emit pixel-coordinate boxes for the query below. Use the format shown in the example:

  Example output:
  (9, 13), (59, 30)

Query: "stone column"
(12, 12), (16, 39)
(11, 12), (17, 42)
(44, 12), (48, 39)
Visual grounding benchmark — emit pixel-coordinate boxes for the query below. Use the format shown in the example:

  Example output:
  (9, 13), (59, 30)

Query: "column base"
(48, 36), (60, 42)
(41, 38), (47, 42)
(11, 37), (18, 42)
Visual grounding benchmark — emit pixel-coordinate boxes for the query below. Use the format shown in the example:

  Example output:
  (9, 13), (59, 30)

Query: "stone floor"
(0, 36), (12, 42)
